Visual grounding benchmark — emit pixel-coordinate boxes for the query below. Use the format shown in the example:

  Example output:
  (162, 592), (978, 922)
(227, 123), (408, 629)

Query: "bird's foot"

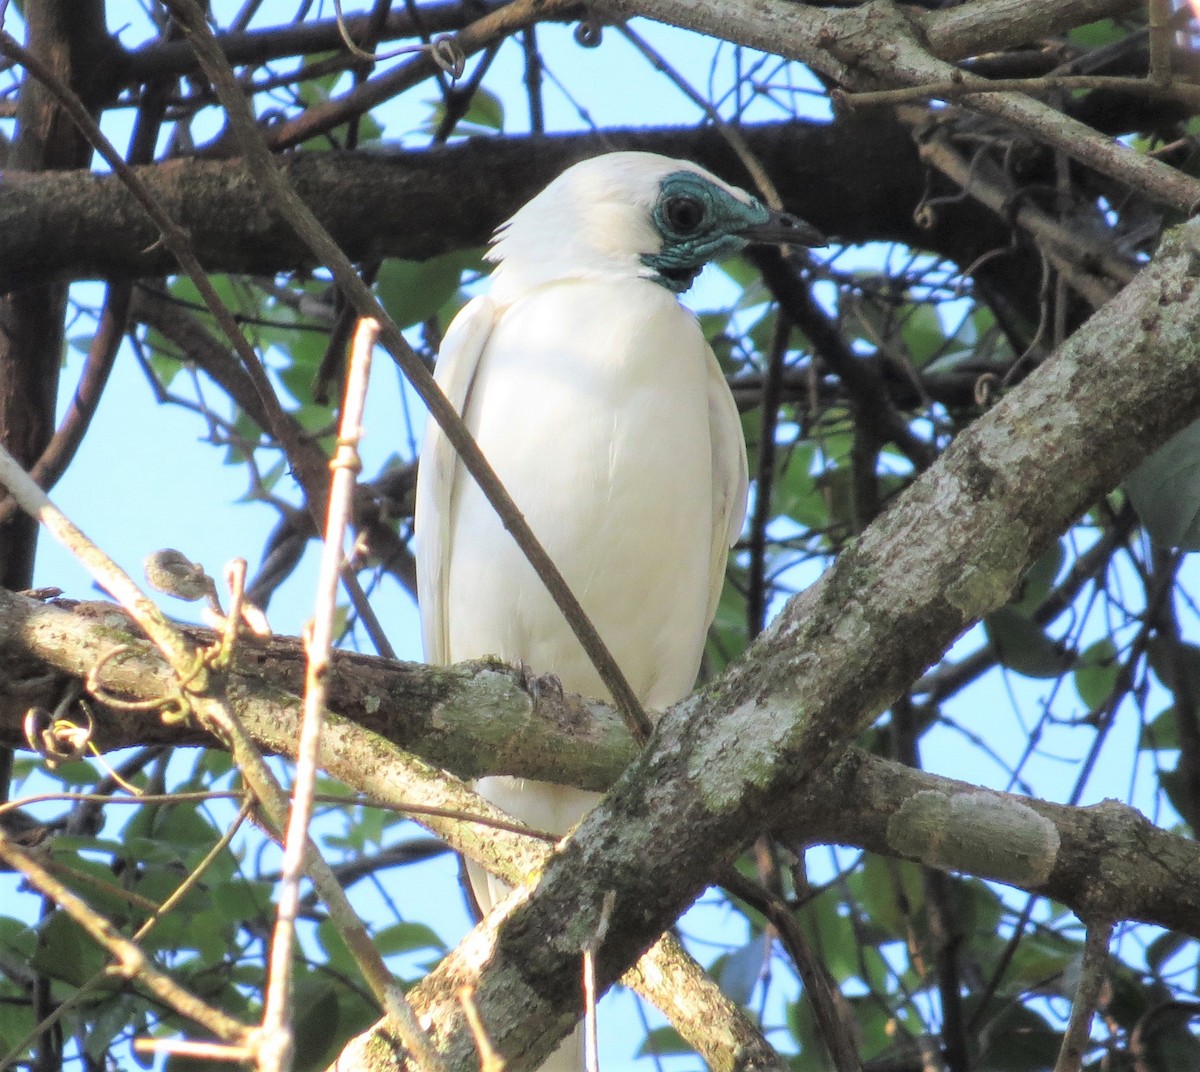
(516, 660), (564, 701)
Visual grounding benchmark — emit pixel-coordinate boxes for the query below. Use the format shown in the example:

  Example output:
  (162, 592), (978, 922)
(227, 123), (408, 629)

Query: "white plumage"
(415, 151), (821, 1068)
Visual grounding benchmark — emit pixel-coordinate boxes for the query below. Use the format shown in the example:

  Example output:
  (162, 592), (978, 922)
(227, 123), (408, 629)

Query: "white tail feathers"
(467, 776), (602, 1072)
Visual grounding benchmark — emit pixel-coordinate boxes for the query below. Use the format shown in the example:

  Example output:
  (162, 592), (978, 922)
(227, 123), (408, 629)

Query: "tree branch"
(0, 118), (1008, 288)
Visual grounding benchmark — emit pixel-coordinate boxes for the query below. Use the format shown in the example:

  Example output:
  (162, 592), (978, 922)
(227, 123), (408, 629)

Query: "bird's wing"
(705, 345), (750, 629)
(415, 295), (498, 665)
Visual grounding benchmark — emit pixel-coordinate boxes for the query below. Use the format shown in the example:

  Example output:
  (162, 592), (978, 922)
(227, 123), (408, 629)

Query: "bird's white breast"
(443, 277), (717, 710)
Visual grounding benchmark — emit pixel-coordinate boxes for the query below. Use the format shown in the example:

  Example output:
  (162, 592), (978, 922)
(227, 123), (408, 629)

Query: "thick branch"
(0, 118), (1012, 290)
(916, 0), (1142, 61)
(0, 591), (638, 787)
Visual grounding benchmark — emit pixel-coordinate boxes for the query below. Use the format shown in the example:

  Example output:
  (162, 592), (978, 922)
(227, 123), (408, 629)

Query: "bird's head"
(487, 152), (824, 299)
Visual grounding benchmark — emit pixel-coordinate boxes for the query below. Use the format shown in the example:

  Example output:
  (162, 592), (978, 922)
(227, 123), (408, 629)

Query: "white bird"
(415, 151), (823, 1068)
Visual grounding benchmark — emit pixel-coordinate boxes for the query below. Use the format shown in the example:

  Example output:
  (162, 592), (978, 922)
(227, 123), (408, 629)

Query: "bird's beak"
(740, 208), (826, 248)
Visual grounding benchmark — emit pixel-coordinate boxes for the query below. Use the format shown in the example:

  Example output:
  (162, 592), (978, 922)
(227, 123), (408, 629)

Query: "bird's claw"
(516, 660), (564, 701)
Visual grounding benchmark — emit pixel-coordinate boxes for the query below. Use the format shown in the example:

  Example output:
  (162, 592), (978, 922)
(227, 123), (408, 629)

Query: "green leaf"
(814, 417), (855, 467)
(1009, 540), (1064, 614)
(1124, 419), (1200, 550)
(1146, 636), (1200, 695)
(275, 332), (333, 412)
(812, 465), (857, 535)
(1160, 765), (1198, 828)
(714, 256), (761, 288)
(461, 86), (505, 130)
(947, 877), (1004, 936)
(139, 903), (232, 963)
(851, 855), (924, 944)
(637, 1025), (690, 1056)
(1069, 17), (1132, 49)
(296, 53), (340, 97)
(802, 992), (899, 1063)
(422, 87), (505, 135)
(988, 928), (1080, 992)
(316, 917), (356, 975)
(377, 251), (477, 330)
(151, 805), (223, 861)
(1140, 705), (1178, 751)
(373, 921), (447, 957)
(44, 852), (137, 922)
(1074, 637), (1119, 712)
(121, 835), (189, 867)
(984, 607), (1075, 678)
(1146, 929), (1191, 974)
(970, 1002), (1062, 1071)
(130, 867), (208, 916)
(1126, 1001), (1200, 1068)
(745, 305), (778, 355)
(795, 890), (861, 984)
(31, 913), (109, 988)
(773, 443), (825, 529)
(786, 991), (823, 1064)
(292, 978), (343, 1072)
(698, 312), (736, 367)
(82, 992), (145, 1062)
(707, 573), (750, 674)
(0, 996), (36, 1054)
(209, 879), (274, 924)
(47, 759), (101, 786)
(900, 302), (947, 368)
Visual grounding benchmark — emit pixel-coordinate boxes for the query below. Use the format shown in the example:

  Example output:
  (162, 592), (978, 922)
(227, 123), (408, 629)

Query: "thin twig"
(594, 0), (1200, 212)
(0, 285), (130, 526)
(844, 72), (1200, 109)
(0, 33), (320, 512)
(722, 869), (861, 1072)
(1146, 0), (1175, 87)
(746, 311), (790, 639)
(263, 0), (581, 151)
(122, 2), (495, 83)
(459, 986), (504, 1072)
(0, 580), (787, 1071)
(260, 319), (399, 1072)
(133, 1039), (254, 1061)
(1053, 920), (1114, 1072)
(582, 890), (615, 1072)
(0, 436), (208, 685)
(331, 0), (462, 67)
(904, 108), (1134, 304)
(619, 23), (782, 208)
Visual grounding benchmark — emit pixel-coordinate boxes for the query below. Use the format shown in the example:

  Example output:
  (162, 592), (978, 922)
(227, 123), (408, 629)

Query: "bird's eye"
(664, 195), (705, 234)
